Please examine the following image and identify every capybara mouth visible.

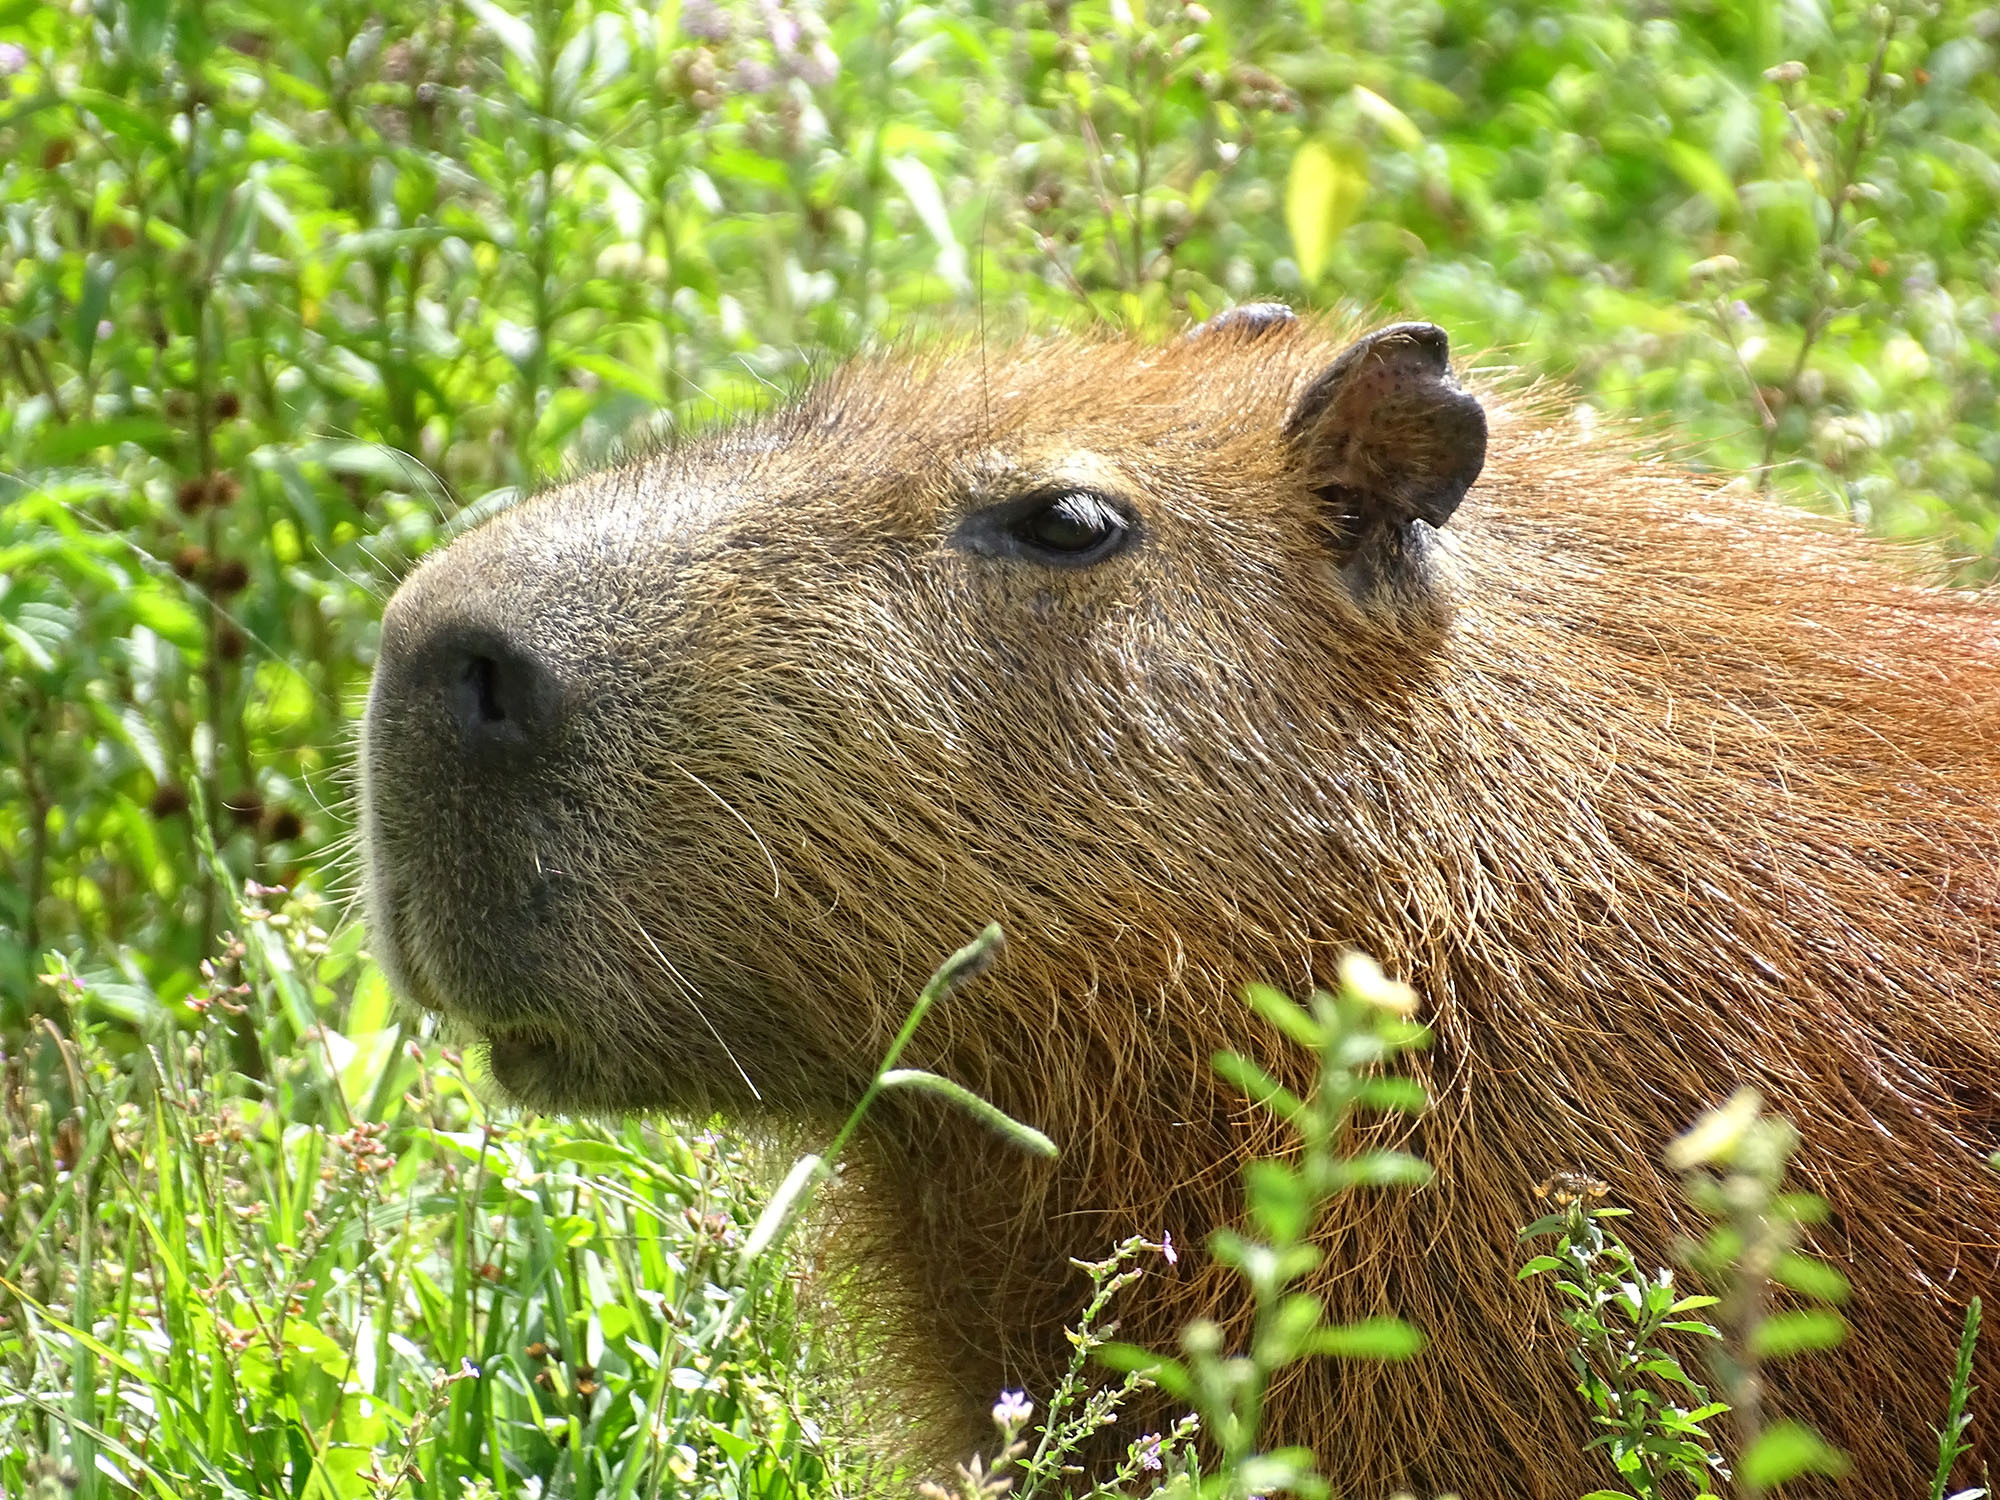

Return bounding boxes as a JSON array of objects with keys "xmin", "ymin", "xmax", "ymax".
[
  {"xmin": 475, "ymin": 1019, "xmax": 722, "ymax": 1116},
  {"xmin": 479, "ymin": 1024, "xmax": 578, "ymax": 1105}
]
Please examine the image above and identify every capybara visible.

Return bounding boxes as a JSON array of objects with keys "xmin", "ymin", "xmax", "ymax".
[{"xmin": 360, "ymin": 308, "xmax": 2000, "ymax": 1495}]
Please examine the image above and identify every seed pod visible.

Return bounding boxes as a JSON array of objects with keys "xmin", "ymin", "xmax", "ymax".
[
  {"xmin": 147, "ymin": 783, "xmax": 191, "ymax": 819},
  {"xmin": 210, "ymin": 557, "xmax": 250, "ymax": 596}
]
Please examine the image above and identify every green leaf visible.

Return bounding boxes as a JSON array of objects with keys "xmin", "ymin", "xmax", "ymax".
[
  {"xmin": 1358, "ymin": 1075, "xmax": 1429, "ymax": 1113},
  {"xmin": 736, "ymin": 1152, "xmax": 824, "ymax": 1267},
  {"xmin": 1097, "ymin": 1343, "xmax": 1189, "ymax": 1399},
  {"xmin": 1242, "ymin": 981, "xmax": 1322, "ymax": 1048},
  {"xmin": 1350, "ymin": 85, "xmax": 1423, "ymax": 151},
  {"xmin": 1211, "ymin": 1049, "xmax": 1304, "ymax": 1119},
  {"xmin": 1634, "ymin": 1357, "xmax": 1702, "ymax": 1392},
  {"xmin": 1309, "ymin": 1316, "xmax": 1426, "ymax": 1360},
  {"xmin": 1285, "ymin": 139, "xmax": 1367, "ymax": 284},
  {"xmin": 71, "ymin": 254, "xmax": 116, "ymax": 369},
  {"xmin": 1771, "ymin": 1252, "xmax": 1850, "ymax": 1303},
  {"xmin": 33, "ymin": 417, "xmax": 173, "ymax": 464},
  {"xmin": 885, "ymin": 155, "xmax": 969, "ymax": 293},
  {"xmin": 877, "ymin": 1069, "xmax": 1057, "ymax": 1157},
  {"xmin": 1666, "ymin": 138, "xmax": 1740, "ymax": 217},
  {"xmin": 1256, "ymin": 1292, "xmax": 1326, "ymax": 1364},
  {"xmin": 1342, "ymin": 1150, "xmax": 1433, "ymax": 1188},
  {"xmin": 1748, "ymin": 1309, "xmax": 1848, "ymax": 1357},
  {"xmin": 65, "ymin": 87, "xmax": 177, "ymax": 150},
  {"xmin": 1662, "ymin": 1320, "xmax": 1725, "ymax": 1338},
  {"xmin": 1245, "ymin": 1158, "xmax": 1312, "ymax": 1242},
  {"xmin": 1739, "ymin": 1422, "xmax": 1851, "ymax": 1486},
  {"xmin": 127, "ymin": 592, "xmax": 205, "ymax": 652},
  {"xmin": 542, "ymin": 1140, "xmax": 637, "ymax": 1167},
  {"xmin": 1238, "ymin": 1450, "xmax": 1324, "ymax": 1497},
  {"xmin": 462, "ymin": 0, "xmax": 539, "ymax": 70}
]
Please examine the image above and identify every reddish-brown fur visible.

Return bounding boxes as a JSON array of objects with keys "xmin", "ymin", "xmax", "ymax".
[{"xmin": 362, "ymin": 316, "xmax": 2000, "ymax": 1496}]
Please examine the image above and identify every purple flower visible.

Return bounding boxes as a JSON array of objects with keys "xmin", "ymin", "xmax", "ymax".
[
  {"xmin": 757, "ymin": 0, "xmax": 839, "ymax": 87},
  {"xmin": 796, "ymin": 40, "xmax": 839, "ymax": 88},
  {"xmin": 679, "ymin": 0, "xmax": 732, "ymax": 42},
  {"xmin": 991, "ymin": 1389, "xmax": 1033, "ymax": 1429},
  {"xmin": 0, "ymin": 41, "xmax": 27, "ymax": 77},
  {"xmin": 761, "ymin": 0, "xmax": 800, "ymax": 55},
  {"xmin": 1135, "ymin": 1433, "xmax": 1164, "ymax": 1472},
  {"xmin": 733, "ymin": 57, "xmax": 777, "ymax": 93},
  {"xmin": 1160, "ymin": 1230, "xmax": 1178, "ymax": 1266}
]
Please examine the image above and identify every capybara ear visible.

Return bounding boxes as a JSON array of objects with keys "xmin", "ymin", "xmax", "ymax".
[
  {"xmin": 1182, "ymin": 301, "xmax": 1298, "ymax": 342},
  {"xmin": 1283, "ymin": 322, "xmax": 1487, "ymax": 547}
]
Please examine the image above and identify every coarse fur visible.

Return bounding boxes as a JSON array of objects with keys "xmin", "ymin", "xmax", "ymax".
[{"xmin": 361, "ymin": 313, "xmax": 2000, "ymax": 1496}]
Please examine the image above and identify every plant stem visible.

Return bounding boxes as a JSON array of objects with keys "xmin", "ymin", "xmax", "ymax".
[{"xmin": 1758, "ymin": 11, "xmax": 1896, "ymax": 489}]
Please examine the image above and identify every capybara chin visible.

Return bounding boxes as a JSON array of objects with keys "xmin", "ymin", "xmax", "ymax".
[{"xmin": 360, "ymin": 306, "xmax": 2000, "ymax": 1495}]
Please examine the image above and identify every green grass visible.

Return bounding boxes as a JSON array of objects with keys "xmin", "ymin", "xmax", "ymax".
[{"xmin": 3, "ymin": 881, "xmax": 869, "ymax": 1497}]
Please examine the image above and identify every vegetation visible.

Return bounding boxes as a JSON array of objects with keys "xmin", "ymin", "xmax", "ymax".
[
  {"xmin": 2, "ymin": 0, "xmax": 1996, "ymax": 1493},
  {"xmin": 3, "ymin": 879, "xmax": 863, "ymax": 1497}
]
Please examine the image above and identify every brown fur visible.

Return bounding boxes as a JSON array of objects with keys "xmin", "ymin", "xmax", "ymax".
[{"xmin": 361, "ymin": 316, "xmax": 2000, "ymax": 1496}]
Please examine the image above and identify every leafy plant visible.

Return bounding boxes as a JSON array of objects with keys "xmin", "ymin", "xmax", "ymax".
[
  {"xmin": 1932, "ymin": 1296, "xmax": 1987, "ymax": 1500},
  {"xmin": 1520, "ymin": 1181, "xmax": 1731, "ymax": 1499},
  {"xmin": 1101, "ymin": 953, "xmax": 1433, "ymax": 1500},
  {"xmin": 917, "ymin": 1240, "xmax": 1201, "ymax": 1500},
  {"xmin": 0, "ymin": 880, "xmax": 864, "ymax": 1498},
  {"xmin": 1665, "ymin": 1088, "xmax": 1852, "ymax": 1495}
]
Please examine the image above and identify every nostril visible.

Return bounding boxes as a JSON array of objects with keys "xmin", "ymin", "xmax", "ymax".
[
  {"xmin": 461, "ymin": 653, "xmax": 506, "ymax": 724},
  {"xmin": 436, "ymin": 633, "xmax": 558, "ymax": 749}
]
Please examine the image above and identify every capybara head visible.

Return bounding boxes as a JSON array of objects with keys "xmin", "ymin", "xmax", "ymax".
[{"xmin": 362, "ymin": 309, "xmax": 2000, "ymax": 1495}]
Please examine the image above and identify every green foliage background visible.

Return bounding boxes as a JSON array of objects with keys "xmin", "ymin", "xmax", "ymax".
[{"xmin": 1, "ymin": 0, "xmax": 1996, "ymax": 1491}]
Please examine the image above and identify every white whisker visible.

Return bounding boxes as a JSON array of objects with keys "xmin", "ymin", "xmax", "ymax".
[
  {"xmin": 629, "ymin": 915, "xmax": 761, "ymax": 1103},
  {"xmin": 673, "ymin": 762, "xmax": 781, "ymax": 900}
]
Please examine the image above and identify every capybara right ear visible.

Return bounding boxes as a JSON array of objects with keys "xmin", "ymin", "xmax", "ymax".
[{"xmin": 1283, "ymin": 322, "xmax": 1487, "ymax": 554}]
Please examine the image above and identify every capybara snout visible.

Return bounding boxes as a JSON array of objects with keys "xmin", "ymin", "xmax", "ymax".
[{"xmin": 363, "ymin": 309, "xmax": 2000, "ymax": 1496}]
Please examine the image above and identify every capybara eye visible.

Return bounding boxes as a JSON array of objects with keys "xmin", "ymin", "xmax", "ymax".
[{"xmin": 1008, "ymin": 490, "xmax": 1129, "ymax": 563}]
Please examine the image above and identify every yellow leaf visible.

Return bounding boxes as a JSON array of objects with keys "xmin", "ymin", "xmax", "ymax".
[
  {"xmin": 1351, "ymin": 86, "xmax": 1423, "ymax": 151},
  {"xmin": 1286, "ymin": 140, "xmax": 1368, "ymax": 285}
]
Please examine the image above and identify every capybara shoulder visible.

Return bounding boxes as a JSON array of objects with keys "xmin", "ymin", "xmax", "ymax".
[{"xmin": 362, "ymin": 310, "xmax": 2000, "ymax": 1495}]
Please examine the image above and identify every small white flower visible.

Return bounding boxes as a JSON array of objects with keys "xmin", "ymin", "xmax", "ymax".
[{"xmin": 991, "ymin": 1389, "xmax": 1033, "ymax": 1429}]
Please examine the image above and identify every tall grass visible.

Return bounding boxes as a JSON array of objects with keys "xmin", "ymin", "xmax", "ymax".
[{"xmin": 3, "ymin": 879, "xmax": 865, "ymax": 1496}]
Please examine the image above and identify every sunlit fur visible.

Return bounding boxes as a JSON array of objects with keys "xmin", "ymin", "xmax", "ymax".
[{"xmin": 362, "ymin": 316, "xmax": 2000, "ymax": 1495}]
